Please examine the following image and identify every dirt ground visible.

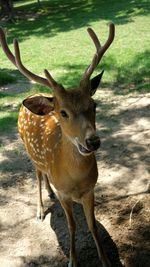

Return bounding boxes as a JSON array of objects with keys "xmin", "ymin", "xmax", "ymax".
[{"xmin": 0, "ymin": 83, "xmax": 150, "ymax": 267}]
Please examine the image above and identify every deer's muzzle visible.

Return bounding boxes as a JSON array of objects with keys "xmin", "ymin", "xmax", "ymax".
[{"xmin": 86, "ymin": 135, "xmax": 101, "ymax": 151}]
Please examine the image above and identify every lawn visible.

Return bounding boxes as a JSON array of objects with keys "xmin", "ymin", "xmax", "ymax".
[{"xmin": 0, "ymin": 0, "xmax": 150, "ymax": 133}]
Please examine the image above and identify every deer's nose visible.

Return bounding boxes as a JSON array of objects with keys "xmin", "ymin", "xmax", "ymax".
[{"xmin": 86, "ymin": 135, "xmax": 101, "ymax": 151}]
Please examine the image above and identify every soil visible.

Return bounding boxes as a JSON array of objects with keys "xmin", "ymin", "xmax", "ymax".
[{"xmin": 0, "ymin": 83, "xmax": 150, "ymax": 267}]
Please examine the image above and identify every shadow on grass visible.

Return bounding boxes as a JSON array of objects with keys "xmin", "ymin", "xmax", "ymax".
[
  {"xmin": 0, "ymin": 69, "xmax": 18, "ymax": 85},
  {"xmin": 0, "ymin": 111, "xmax": 18, "ymax": 133},
  {"xmin": 101, "ymin": 50, "xmax": 150, "ymax": 94},
  {"xmin": 1, "ymin": 0, "xmax": 149, "ymax": 43}
]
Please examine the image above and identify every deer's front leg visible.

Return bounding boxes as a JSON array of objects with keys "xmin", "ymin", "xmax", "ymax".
[
  {"xmin": 36, "ymin": 169, "xmax": 45, "ymax": 221},
  {"xmin": 82, "ymin": 191, "xmax": 111, "ymax": 267},
  {"xmin": 59, "ymin": 197, "xmax": 77, "ymax": 267}
]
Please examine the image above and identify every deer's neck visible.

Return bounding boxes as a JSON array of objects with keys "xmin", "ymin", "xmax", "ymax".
[{"xmin": 51, "ymin": 132, "xmax": 97, "ymax": 194}]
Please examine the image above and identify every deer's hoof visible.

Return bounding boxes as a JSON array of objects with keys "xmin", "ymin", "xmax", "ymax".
[
  {"xmin": 36, "ymin": 215, "xmax": 45, "ymax": 222},
  {"xmin": 68, "ymin": 260, "xmax": 77, "ymax": 267},
  {"xmin": 36, "ymin": 209, "xmax": 45, "ymax": 222},
  {"xmin": 102, "ymin": 258, "xmax": 111, "ymax": 267},
  {"xmin": 48, "ymin": 191, "xmax": 56, "ymax": 200}
]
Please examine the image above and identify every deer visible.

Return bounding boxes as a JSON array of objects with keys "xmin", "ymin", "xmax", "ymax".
[{"xmin": 0, "ymin": 23, "xmax": 115, "ymax": 267}]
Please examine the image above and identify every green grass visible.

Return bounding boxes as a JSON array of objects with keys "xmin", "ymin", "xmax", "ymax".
[{"xmin": 0, "ymin": 0, "xmax": 150, "ymax": 134}]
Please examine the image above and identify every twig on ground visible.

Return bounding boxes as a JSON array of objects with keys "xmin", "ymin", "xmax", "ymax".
[{"xmin": 129, "ymin": 198, "xmax": 142, "ymax": 228}]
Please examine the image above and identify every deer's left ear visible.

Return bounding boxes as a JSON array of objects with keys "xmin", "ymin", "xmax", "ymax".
[{"xmin": 90, "ymin": 70, "xmax": 104, "ymax": 96}]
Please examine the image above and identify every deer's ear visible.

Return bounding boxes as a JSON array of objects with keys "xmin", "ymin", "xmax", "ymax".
[
  {"xmin": 90, "ymin": 70, "xmax": 104, "ymax": 96},
  {"xmin": 23, "ymin": 96, "xmax": 54, "ymax": 115}
]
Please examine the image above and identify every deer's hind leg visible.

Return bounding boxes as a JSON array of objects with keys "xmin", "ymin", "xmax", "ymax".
[
  {"xmin": 43, "ymin": 173, "xmax": 55, "ymax": 200},
  {"xmin": 36, "ymin": 168, "xmax": 45, "ymax": 221},
  {"xmin": 36, "ymin": 170, "xmax": 55, "ymax": 221}
]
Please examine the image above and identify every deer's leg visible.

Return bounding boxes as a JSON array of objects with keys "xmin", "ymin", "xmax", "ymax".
[
  {"xmin": 59, "ymin": 198, "xmax": 77, "ymax": 267},
  {"xmin": 82, "ymin": 191, "xmax": 111, "ymax": 267},
  {"xmin": 36, "ymin": 168, "xmax": 44, "ymax": 221},
  {"xmin": 43, "ymin": 173, "xmax": 55, "ymax": 200}
]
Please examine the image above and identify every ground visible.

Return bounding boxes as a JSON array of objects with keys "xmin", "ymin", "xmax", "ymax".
[{"xmin": 0, "ymin": 82, "xmax": 150, "ymax": 267}]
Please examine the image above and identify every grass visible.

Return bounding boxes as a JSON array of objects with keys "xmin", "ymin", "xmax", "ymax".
[{"xmin": 0, "ymin": 0, "xmax": 150, "ymax": 134}]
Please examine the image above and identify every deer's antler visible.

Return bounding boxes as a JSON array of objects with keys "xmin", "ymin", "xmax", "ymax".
[
  {"xmin": 80, "ymin": 23, "xmax": 115, "ymax": 88},
  {"xmin": 0, "ymin": 27, "xmax": 59, "ymax": 90},
  {"xmin": 0, "ymin": 24, "xmax": 115, "ymax": 93}
]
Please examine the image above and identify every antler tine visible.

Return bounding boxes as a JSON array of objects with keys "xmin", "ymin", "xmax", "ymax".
[
  {"xmin": 13, "ymin": 39, "xmax": 50, "ymax": 87},
  {"xmin": 96, "ymin": 23, "xmax": 115, "ymax": 65},
  {"xmin": 44, "ymin": 69, "xmax": 60, "ymax": 89},
  {"xmin": 44, "ymin": 69, "xmax": 66, "ymax": 95},
  {"xmin": 0, "ymin": 27, "xmax": 16, "ymax": 66},
  {"xmin": 87, "ymin": 27, "xmax": 101, "ymax": 51},
  {"xmin": 81, "ymin": 23, "xmax": 115, "ymax": 83},
  {"xmin": 0, "ymin": 27, "xmax": 60, "ymax": 89}
]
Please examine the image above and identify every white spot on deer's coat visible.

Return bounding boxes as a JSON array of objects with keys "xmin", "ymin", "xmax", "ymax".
[
  {"xmin": 46, "ymin": 148, "xmax": 52, "ymax": 152},
  {"xmin": 52, "ymin": 116, "xmax": 58, "ymax": 123},
  {"xmin": 54, "ymin": 143, "xmax": 58, "ymax": 150}
]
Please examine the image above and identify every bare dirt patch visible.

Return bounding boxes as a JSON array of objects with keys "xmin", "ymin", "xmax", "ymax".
[{"xmin": 0, "ymin": 88, "xmax": 150, "ymax": 267}]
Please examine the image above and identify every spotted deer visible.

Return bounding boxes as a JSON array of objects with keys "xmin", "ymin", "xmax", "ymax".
[{"xmin": 0, "ymin": 24, "xmax": 115, "ymax": 267}]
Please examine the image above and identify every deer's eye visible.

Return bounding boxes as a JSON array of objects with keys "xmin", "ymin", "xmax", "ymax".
[{"xmin": 60, "ymin": 110, "xmax": 69, "ymax": 118}]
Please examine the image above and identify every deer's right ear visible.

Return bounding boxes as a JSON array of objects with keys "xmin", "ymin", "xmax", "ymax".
[
  {"xmin": 90, "ymin": 70, "xmax": 104, "ymax": 96},
  {"xmin": 23, "ymin": 96, "xmax": 54, "ymax": 115}
]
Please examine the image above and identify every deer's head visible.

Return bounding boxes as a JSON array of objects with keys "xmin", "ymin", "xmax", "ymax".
[{"xmin": 0, "ymin": 24, "xmax": 115, "ymax": 156}]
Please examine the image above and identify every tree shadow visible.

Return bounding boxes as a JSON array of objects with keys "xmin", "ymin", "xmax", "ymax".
[
  {"xmin": 1, "ymin": 0, "xmax": 149, "ymax": 43},
  {"xmin": 0, "ymin": 141, "xmax": 33, "ymax": 189},
  {"xmin": 124, "ymin": 224, "xmax": 150, "ymax": 267},
  {"xmin": 46, "ymin": 200, "xmax": 124, "ymax": 267},
  {"xmin": 115, "ymin": 197, "xmax": 150, "ymax": 267}
]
